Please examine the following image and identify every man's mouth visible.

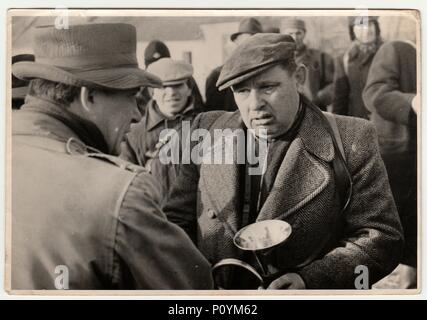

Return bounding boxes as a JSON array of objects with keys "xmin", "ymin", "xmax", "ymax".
[
  {"xmin": 251, "ymin": 113, "xmax": 274, "ymax": 126},
  {"xmin": 165, "ymin": 97, "xmax": 181, "ymax": 102}
]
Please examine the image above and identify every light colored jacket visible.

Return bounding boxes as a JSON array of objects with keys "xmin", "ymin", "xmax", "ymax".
[{"xmin": 11, "ymin": 99, "xmax": 213, "ymax": 290}]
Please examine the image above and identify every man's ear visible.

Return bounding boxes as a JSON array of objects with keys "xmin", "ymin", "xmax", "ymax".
[
  {"xmin": 294, "ymin": 64, "xmax": 307, "ymax": 89},
  {"xmin": 80, "ymin": 86, "xmax": 95, "ymax": 112}
]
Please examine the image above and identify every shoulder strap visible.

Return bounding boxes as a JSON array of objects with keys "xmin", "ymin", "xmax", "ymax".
[
  {"xmin": 342, "ymin": 51, "xmax": 350, "ymax": 77},
  {"xmin": 323, "ymin": 112, "xmax": 346, "ymax": 162},
  {"xmin": 321, "ymin": 111, "xmax": 353, "ymax": 212}
]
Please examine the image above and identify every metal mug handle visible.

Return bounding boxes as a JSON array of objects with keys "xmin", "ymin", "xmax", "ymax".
[{"xmin": 212, "ymin": 258, "xmax": 264, "ymax": 289}]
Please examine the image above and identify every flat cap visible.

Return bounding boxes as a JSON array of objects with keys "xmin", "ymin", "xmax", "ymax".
[
  {"xmin": 147, "ymin": 58, "xmax": 193, "ymax": 86},
  {"xmin": 281, "ymin": 18, "xmax": 306, "ymax": 31},
  {"xmin": 217, "ymin": 33, "xmax": 296, "ymax": 91}
]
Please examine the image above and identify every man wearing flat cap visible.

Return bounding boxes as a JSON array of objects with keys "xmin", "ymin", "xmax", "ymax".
[
  {"xmin": 11, "ymin": 23, "xmax": 213, "ymax": 290},
  {"xmin": 164, "ymin": 33, "xmax": 403, "ymax": 289},
  {"xmin": 282, "ymin": 18, "xmax": 335, "ymax": 110},
  {"xmin": 205, "ymin": 17, "xmax": 263, "ymax": 112},
  {"xmin": 139, "ymin": 40, "xmax": 204, "ymax": 113},
  {"xmin": 121, "ymin": 57, "xmax": 198, "ymax": 204}
]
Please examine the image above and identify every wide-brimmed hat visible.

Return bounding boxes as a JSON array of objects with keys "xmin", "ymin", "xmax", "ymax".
[
  {"xmin": 217, "ymin": 33, "xmax": 296, "ymax": 91},
  {"xmin": 12, "ymin": 54, "xmax": 35, "ymax": 99},
  {"xmin": 230, "ymin": 18, "xmax": 263, "ymax": 42},
  {"xmin": 147, "ymin": 58, "xmax": 193, "ymax": 86},
  {"xmin": 12, "ymin": 23, "xmax": 162, "ymax": 90}
]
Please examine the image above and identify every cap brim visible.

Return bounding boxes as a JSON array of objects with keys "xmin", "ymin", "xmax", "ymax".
[
  {"xmin": 13, "ymin": 61, "xmax": 163, "ymax": 90},
  {"xmin": 162, "ymin": 78, "xmax": 189, "ymax": 86},
  {"xmin": 12, "ymin": 86, "xmax": 29, "ymax": 99},
  {"xmin": 217, "ymin": 61, "xmax": 281, "ymax": 91}
]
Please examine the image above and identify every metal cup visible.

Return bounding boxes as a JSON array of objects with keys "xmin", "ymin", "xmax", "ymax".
[
  {"xmin": 212, "ymin": 220, "xmax": 292, "ymax": 289},
  {"xmin": 234, "ymin": 220, "xmax": 292, "ymax": 279}
]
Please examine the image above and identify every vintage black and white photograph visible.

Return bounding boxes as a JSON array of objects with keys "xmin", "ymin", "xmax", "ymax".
[{"xmin": 5, "ymin": 8, "xmax": 420, "ymax": 294}]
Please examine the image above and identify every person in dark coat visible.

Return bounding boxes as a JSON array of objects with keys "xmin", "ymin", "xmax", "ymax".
[
  {"xmin": 205, "ymin": 17, "xmax": 263, "ymax": 112},
  {"xmin": 332, "ymin": 16, "xmax": 383, "ymax": 119},
  {"xmin": 282, "ymin": 18, "xmax": 335, "ymax": 110},
  {"xmin": 363, "ymin": 40, "xmax": 417, "ymax": 288},
  {"xmin": 163, "ymin": 34, "xmax": 403, "ymax": 289},
  {"xmin": 142, "ymin": 40, "xmax": 204, "ymax": 113},
  {"xmin": 120, "ymin": 58, "xmax": 198, "ymax": 204},
  {"xmin": 10, "ymin": 23, "xmax": 213, "ymax": 290}
]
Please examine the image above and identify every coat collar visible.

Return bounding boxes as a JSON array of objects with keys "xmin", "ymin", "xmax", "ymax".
[
  {"xmin": 146, "ymin": 98, "xmax": 195, "ymax": 131},
  {"xmin": 13, "ymin": 95, "xmax": 109, "ymax": 153}
]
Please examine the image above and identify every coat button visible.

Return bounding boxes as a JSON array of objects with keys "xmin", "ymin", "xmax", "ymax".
[{"xmin": 207, "ymin": 208, "xmax": 217, "ymax": 219}]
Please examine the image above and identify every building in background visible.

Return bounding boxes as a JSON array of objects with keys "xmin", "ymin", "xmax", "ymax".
[{"xmin": 12, "ymin": 14, "xmax": 417, "ymax": 102}]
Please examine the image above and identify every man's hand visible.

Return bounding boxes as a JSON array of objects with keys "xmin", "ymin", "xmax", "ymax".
[
  {"xmin": 267, "ymin": 273, "xmax": 306, "ymax": 289},
  {"xmin": 411, "ymin": 94, "xmax": 419, "ymax": 116}
]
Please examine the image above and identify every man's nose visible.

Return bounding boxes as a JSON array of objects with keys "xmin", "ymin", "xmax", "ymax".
[
  {"xmin": 132, "ymin": 104, "xmax": 143, "ymax": 123},
  {"xmin": 247, "ymin": 89, "xmax": 265, "ymax": 111},
  {"xmin": 164, "ymin": 86, "xmax": 178, "ymax": 95}
]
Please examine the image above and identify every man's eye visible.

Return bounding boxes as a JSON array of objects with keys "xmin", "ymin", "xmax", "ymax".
[
  {"xmin": 236, "ymin": 88, "xmax": 250, "ymax": 95},
  {"xmin": 262, "ymin": 86, "xmax": 275, "ymax": 94}
]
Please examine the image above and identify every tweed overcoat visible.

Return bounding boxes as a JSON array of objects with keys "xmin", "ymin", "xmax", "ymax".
[{"xmin": 164, "ymin": 100, "xmax": 404, "ymax": 289}]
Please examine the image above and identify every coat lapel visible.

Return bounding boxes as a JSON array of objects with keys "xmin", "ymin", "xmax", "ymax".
[{"xmin": 257, "ymin": 105, "xmax": 335, "ymax": 221}]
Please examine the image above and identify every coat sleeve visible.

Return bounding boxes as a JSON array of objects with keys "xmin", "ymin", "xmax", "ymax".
[
  {"xmin": 162, "ymin": 113, "xmax": 205, "ymax": 242},
  {"xmin": 331, "ymin": 55, "xmax": 350, "ymax": 116},
  {"xmin": 297, "ymin": 119, "xmax": 404, "ymax": 289},
  {"xmin": 363, "ymin": 42, "xmax": 416, "ymax": 126},
  {"xmin": 112, "ymin": 170, "xmax": 213, "ymax": 289},
  {"xmin": 205, "ymin": 67, "xmax": 224, "ymax": 111},
  {"xmin": 119, "ymin": 121, "xmax": 146, "ymax": 167}
]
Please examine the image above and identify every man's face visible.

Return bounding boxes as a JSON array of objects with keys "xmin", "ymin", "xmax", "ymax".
[
  {"xmin": 90, "ymin": 88, "xmax": 141, "ymax": 155},
  {"xmin": 152, "ymin": 81, "xmax": 191, "ymax": 118},
  {"xmin": 232, "ymin": 65, "xmax": 301, "ymax": 140},
  {"xmin": 284, "ymin": 28, "xmax": 305, "ymax": 50},
  {"xmin": 353, "ymin": 21, "xmax": 377, "ymax": 44}
]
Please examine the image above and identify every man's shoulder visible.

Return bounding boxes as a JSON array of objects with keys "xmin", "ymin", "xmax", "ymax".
[{"xmin": 327, "ymin": 113, "xmax": 378, "ymax": 152}]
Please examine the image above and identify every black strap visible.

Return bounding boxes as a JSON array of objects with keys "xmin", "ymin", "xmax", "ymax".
[{"xmin": 310, "ymin": 106, "xmax": 353, "ymax": 212}]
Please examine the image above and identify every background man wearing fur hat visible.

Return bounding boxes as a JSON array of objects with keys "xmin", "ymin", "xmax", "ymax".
[
  {"xmin": 282, "ymin": 18, "xmax": 335, "ymax": 111},
  {"xmin": 121, "ymin": 57, "xmax": 198, "ymax": 204},
  {"xmin": 163, "ymin": 33, "xmax": 403, "ymax": 289},
  {"xmin": 205, "ymin": 17, "xmax": 263, "ymax": 112},
  {"xmin": 11, "ymin": 23, "xmax": 213, "ymax": 290}
]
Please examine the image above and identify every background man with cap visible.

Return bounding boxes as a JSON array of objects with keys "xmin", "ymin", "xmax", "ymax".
[
  {"xmin": 120, "ymin": 57, "xmax": 197, "ymax": 204},
  {"xmin": 282, "ymin": 18, "xmax": 335, "ymax": 110},
  {"xmin": 164, "ymin": 33, "xmax": 403, "ymax": 289},
  {"xmin": 141, "ymin": 39, "xmax": 204, "ymax": 113},
  {"xmin": 205, "ymin": 17, "xmax": 263, "ymax": 112},
  {"xmin": 11, "ymin": 23, "xmax": 213, "ymax": 290}
]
